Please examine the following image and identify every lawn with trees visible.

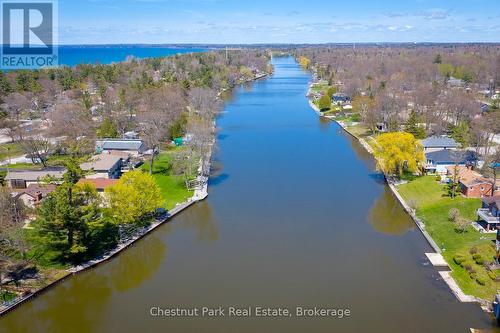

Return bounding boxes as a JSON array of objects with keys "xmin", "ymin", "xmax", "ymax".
[{"xmin": 397, "ymin": 176, "xmax": 498, "ymax": 300}]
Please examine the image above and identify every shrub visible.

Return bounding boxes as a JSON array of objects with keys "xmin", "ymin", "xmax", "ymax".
[
  {"xmin": 476, "ymin": 277, "xmax": 487, "ymax": 286},
  {"xmin": 350, "ymin": 113, "xmax": 361, "ymax": 122},
  {"xmin": 464, "ymin": 264, "xmax": 475, "ymax": 274},
  {"xmin": 487, "ymin": 270, "xmax": 497, "ymax": 280},
  {"xmin": 469, "ymin": 273, "xmax": 477, "ymax": 280},
  {"xmin": 448, "ymin": 208, "xmax": 460, "ymax": 222},
  {"xmin": 435, "ymin": 175, "xmax": 441, "ymax": 182},
  {"xmin": 469, "ymin": 247, "xmax": 478, "ymax": 255},
  {"xmin": 472, "ymin": 253, "xmax": 482, "ymax": 260},
  {"xmin": 475, "ymin": 257, "xmax": 485, "ymax": 265},
  {"xmin": 453, "ymin": 256, "xmax": 466, "ymax": 265}
]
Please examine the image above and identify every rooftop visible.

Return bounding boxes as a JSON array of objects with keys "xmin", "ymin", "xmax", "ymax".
[
  {"xmin": 96, "ymin": 139, "xmax": 145, "ymax": 151},
  {"xmin": 421, "ymin": 136, "xmax": 459, "ymax": 149},
  {"xmin": 445, "ymin": 165, "xmax": 491, "ymax": 187},
  {"xmin": 426, "ymin": 149, "xmax": 477, "ymax": 164},
  {"xmin": 77, "ymin": 178, "xmax": 118, "ymax": 190},
  {"xmin": 80, "ymin": 154, "xmax": 122, "ymax": 172},
  {"xmin": 5, "ymin": 169, "xmax": 66, "ymax": 181},
  {"xmin": 18, "ymin": 184, "xmax": 57, "ymax": 199}
]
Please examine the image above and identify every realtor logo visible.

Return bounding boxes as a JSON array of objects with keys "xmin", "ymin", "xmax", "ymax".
[{"xmin": 1, "ymin": 0, "xmax": 58, "ymax": 69}]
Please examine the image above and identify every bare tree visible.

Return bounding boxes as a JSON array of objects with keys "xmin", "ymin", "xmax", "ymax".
[
  {"xmin": 18, "ymin": 133, "xmax": 52, "ymax": 167},
  {"xmin": 138, "ymin": 86, "xmax": 185, "ymax": 174}
]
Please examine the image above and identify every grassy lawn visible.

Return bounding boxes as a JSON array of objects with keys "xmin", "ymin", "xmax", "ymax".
[
  {"xmin": 2, "ymin": 162, "xmax": 40, "ymax": 170},
  {"xmin": 310, "ymin": 82, "xmax": 328, "ymax": 94},
  {"xmin": 141, "ymin": 149, "xmax": 194, "ymax": 210},
  {"xmin": 0, "ymin": 142, "xmax": 22, "ymax": 161},
  {"xmin": 397, "ymin": 176, "xmax": 498, "ymax": 300},
  {"xmin": 344, "ymin": 123, "xmax": 372, "ymax": 138}
]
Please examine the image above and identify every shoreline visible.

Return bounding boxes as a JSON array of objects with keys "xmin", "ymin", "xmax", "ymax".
[
  {"xmin": 306, "ymin": 84, "xmax": 491, "ymax": 310},
  {"xmin": 0, "ymin": 71, "xmax": 270, "ymax": 318}
]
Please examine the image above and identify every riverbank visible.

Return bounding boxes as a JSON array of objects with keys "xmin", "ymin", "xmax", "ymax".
[
  {"xmin": 0, "ymin": 70, "xmax": 269, "ymax": 318},
  {"xmin": 306, "ymin": 83, "xmax": 493, "ymax": 310}
]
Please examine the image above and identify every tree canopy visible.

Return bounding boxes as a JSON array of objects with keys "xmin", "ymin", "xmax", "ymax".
[
  {"xmin": 105, "ymin": 171, "xmax": 163, "ymax": 225},
  {"xmin": 374, "ymin": 132, "xmax": 425, "ymax": 177}
]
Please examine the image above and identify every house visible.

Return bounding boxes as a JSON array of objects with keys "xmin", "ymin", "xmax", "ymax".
[
  {"xmin": 421, "ymin": 136, "xmax": 459, "ymax": 152},
  {"xmin": 123, "ymin": 131, "xmax": 139, "ymax": 139},
  {"xmin": 96, "ymin": 138, "xmax": 147, "ymax": 156},
  {"xmin": 332, "ymin": 93, "xmax": 351, "ymax": 105},
  {"xmin": 477, "ymin": 196, "xmax": 500, "ymax": 232},
  {"xmin": 425, "ymin": 150, "xmax": 477, "ymax": 175},
  {"xmin": 77, "ymin": 178, "xmax": 118, "ymax": 193},
  {"xmin": 15, "ymin": 184, "xmax": 56, "ymax": 208},
  {"xmin": 447, "ymin": 77, "xmax": 465, "ymax": 87},
  {"xmin": 446, "ymin": 165, "xmax": 499, "ymax": 198},
  {"xmin": 5, "ymin": 169, "xmax": 66, "ymax": 189},
  {"xmin": 80, "ymin": 153, "xmax": 123, "ymax": 179}
]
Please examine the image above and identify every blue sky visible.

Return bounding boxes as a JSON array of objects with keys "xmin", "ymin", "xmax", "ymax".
[{"xmin": 57, "ymin": 0, "xmax": 500, "ymax": 44}]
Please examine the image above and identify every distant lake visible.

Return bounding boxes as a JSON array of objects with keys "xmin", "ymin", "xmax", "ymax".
[{"xmin": 57, "ymin": 46, "xmax": 206, "ymax": 67}]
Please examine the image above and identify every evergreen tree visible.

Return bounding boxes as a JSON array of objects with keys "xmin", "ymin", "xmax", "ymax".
[
  {"xmin": 97, "ymin": 118, "xmax": 118, "ymax": 139},
  {"xmin": 405, "ymin": 110, "xmax": 426, "ymax": 139}
]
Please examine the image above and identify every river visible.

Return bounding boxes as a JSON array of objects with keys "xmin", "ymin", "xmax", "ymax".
[{"xmin": 0, "ymin": 56, "xmax": 496, "ymax": 333}]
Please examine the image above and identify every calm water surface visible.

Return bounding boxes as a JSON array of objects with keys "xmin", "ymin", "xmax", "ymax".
[
  {"xmin": 57, "ymin": 46, "xmax": 205, "ymax": 66},
  {"xmin": 0, "ymin": 57, "xmax": 497, "ymax": 333}
]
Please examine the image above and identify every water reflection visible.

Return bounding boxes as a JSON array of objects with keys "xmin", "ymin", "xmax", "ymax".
[
  {"xmin": 318, "ymin": 116, "xmax": 331, "ymax": 133},
  {"xmin": 110, "ymin": 235, "xmax": 167, "ymax": 292},
  {"xmin": 178, "ymin": 201, "xmax": 219, "ymax": 242},
  {"xmin": 368, "ymin": 187, "xmax": 415, "ymax": 236},
  {"xmin": 1, "ymin": 273, "xmax": 113, "ymax": 333}
]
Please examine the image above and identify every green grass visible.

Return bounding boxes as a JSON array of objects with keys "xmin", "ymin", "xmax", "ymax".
[
  {"xmin": 310, "ymin": 82, "xmax": 328, "ymax": 94},
  {"xmin": 0, "ymin": 142, "xmax": 22, "ymax": 161},
  {"xmin": 141, "ymin": 150, "xmax": 194, "ymax": 210},
  {"xmin": 397, "ymin": 176, "xmax": 497, "ymax": 300},
  {"xmin": 2, "ymin": 162, "xmax": 41, "ymax": 170}
]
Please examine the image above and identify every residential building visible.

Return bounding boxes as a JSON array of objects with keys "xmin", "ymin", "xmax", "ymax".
[
  {"xmin": 5, "ymin": 169, "xmax": 66, "ymax": 189},
  {"xmin": 446, "ymin": 165, "xmax": 499, "ymax": 198},
  {"xmin": 77, "ymin": 178, "xmax": 118, "ymax": 192},
  {"xmin": 425, "ymin": 150, "xmax": 477, "ymax": 175},
  {"xmin": 15, "ymin": 184, "xmax": 56, "ymax": 208},
  {"xmin": 421, "ymin": 136, "xmax": 459, "ymax": 152},
  {"xmin": 96, "ymin": 138, "xmax": 147, "ymax": 156},
  {"xmin": 80, "ymin": 153, "xmax": 123, "ymax": 179},
  {"xmin": 331, "ymin": 93, "xmax": 351, "ymax": 105},
  {"xmin": 477, "ymin": 196, "xmax": 500, "ymax": 232}
]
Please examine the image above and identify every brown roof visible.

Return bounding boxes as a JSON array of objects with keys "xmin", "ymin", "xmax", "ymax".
[
  {"xmin": 445, "ymin": 165, "xmax": 490, "ymax": 187},
  {"xmin": 77, "ymin": 178, "xmax": 118, "ymax": 190},
  {"xmin": 19, "ymin": 184, "xmax": 56, "ymax": 199}
]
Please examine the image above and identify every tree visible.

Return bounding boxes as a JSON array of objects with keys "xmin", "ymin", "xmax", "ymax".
[
  {"xmin": 483, "ymin": 149, "xmax": 500, "ymax": 197},
  {"xmin": 450, "ymin": 121, "xmax": 470, "ymax": 148},
  {"xmin": 298, "ymin": 56, "xmax": 311, "ymax": 69},
  {"xmin": 447, "ymin": 164, "xmax": 462, "ymax": 198},
  {"xmin": 318, "ymin": 94, "xmax": 331, "ymax": 111},
  {"xmin": 374, "ymin": 132, "xmax": 425, "ymax": 177},
  {"xmin": 353, "ymin": 95, "xmax": 378, "ymax": 133},
  {"xmin": 433, "ymin": 54, "xmax": 442, "ymax": 64},
  {"xmin": 448, "ymin": 208, "xmax": 468, "ymax": 233},
  {"xmin": 18, "ymin": 133, "xmax": 52, "ymax": 167},
  {"xmin": 404, "ymin": 110, "xmax": 426, "ymax": 139},
  {"xmin": 326, "ymin": 86, "xmax": 337, "ymax": 97},
  {"xmin": 97, "ymin": 118, "xmax": 118, "ymax": 139},
  {"xmin": 138, "ymin": 87, "xmax": 184, "ymax": 174},
  {"xmin": 31, "ymin": 181, "xmax": 110, "ymax": 263},
  {"xmin": 105, "ymin": 171, "xmax": 163, "ymax": 226}
]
